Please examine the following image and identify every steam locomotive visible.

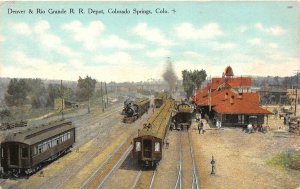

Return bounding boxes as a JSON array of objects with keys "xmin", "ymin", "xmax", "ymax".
[{"xmin": 123, "ymin": 97, "xmax": 150, "ymax": 123}]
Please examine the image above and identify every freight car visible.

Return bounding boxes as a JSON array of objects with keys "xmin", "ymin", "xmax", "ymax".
[
  {"xmin": 123, "ymin": 97, "xmax": 150, "ymax": 123},
  {"xmin": 172, "ymin": 102, "xmax": 193, "ymax": 130},
  {"xmin": 0, "ymin": 120, "xmax": 75, "ymax": 177},
  {"xmin": 153, "ymin": 92, "xmax": 168, "ymax": 108},
  {"xmin": 133, "ymin": 98, "xmax": 175, "ymax": 167}
]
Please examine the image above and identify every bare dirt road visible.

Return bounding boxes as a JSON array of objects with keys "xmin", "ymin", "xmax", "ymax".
[{"xmin": 191, "ymin": 116, "xmax": 300, "ymax": 189}]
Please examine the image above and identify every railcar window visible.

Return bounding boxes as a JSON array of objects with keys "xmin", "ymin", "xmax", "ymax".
[
  {"xmin": 52, "ymin": 139, "xmax": 57, "ymax": 147},
  {"xmin": 22, "ymin": 147, "xmax": 28, "ymax": 158},
  {"xmin": 33, "ymin": 131, "xmax": 73, "ymax": 156},
  {"xmin": 155, "ymin": 142, "xmax": 160, "ymax": 152},
  {"xmin": 135, "ymin": 142, "xmax": 141, "ymax": 151},
  {"xmin": 34, "ymin": 146, "xmax": 37, "ymax": 155}
]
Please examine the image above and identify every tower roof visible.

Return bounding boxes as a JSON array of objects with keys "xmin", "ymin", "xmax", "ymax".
[{"xmin": 224, "ymin": 66, "xmax": 234, "ymax": 77}]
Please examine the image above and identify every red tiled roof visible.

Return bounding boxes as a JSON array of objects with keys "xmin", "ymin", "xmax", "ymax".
[
  {"xmin": 213, "ymin": 97, "xmax": 272, "ymax": 114},
  {"xmin": 211, "ymin": 77, "xmax": 252, "ymax": 90}
]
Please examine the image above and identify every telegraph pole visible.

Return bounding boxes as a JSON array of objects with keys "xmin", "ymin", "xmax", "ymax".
[
  {"xmin": 294, "ymin": 70, "xmax": 299, "ymax": 116},
  {"xmin": 61, "ymin": 80, "xmax": 64, "ymax": 120},
  {"xmin": 88, "ymin": 80, "xmax": 90, "ymax": 114},
  {"xmin": 105, "ymin": 82, "xmax": 108, "ymax": 108},
  {"xmin": 101, "ymin": 82, "xmax": 104, "ymax": 112}
]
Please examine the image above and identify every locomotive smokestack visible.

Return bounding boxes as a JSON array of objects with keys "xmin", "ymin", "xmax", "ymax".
[{"xmin": 162, "ymin": 58, "xmax": 178, "ymax": 94}]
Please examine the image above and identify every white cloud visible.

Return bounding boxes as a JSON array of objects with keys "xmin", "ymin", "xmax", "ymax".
[
  {"xmin": 63, "ymin": 20, "xmax": 105, "ymax": 51},
  {"xmin": 255, "ymin": 23, "xmax": 285, "ymax": 36},
  {"xmin": 212, "ymin": 42, "xmax": 236, "ymax": 50},
  {"xmin": 93, "ymin": 52, "xmax": 133, "ymax": 65},
  {"xmin": 34, "ymin": 21, "xmax": 79, "ymax": 57},
  {"xmin": 146, "ymin": 48, "xmax": 170, "ymax": 58},
  {"xmin": 100, "ymin": 35, "xmax": 144, "ymax": 49},
  {"xmin": 132, "ymin": 23, "xmax": 173, "ymax": 46},
  {"xmin": 268, "ymin": 43, "xmax": 278, "ymax": 49},
  {"xmin": 4, "ymin": 51, "xmax": 72, "ymax": 80},
  {"xmin": 12, "ymin": 20, "xmax": 79, "ymax": 58},
  {"xmin": 235, "ymin": 59, "xmax": 300, "ymax": 77},
  {"xmin": 63, "ymin": 20, "xmax": 143, "ymax": 50},
  {"xmin": 184, "ymin": 51, "xmax": 201, "ymax": 57},
  {"xmin": 13, "ymin": 23, "xmax": 32, "ymax": 35},
  {"xmin": 175, "ymin": 22, "xmax": 223, "ymax": 40},
  {"xmin": 247, "ymin": 38, "xmax": 262, "ymax": 45},
  {"xmin": 237, "ymin": 26, "xmax": 247, "ymax": 33},
  {"xmin": 34, "ymin": 20, "xmax": 50, "ymax": 34},
  {"xmin": 175, "ymin": 58, "xmax": 300, "ymax": 79},
  {"xmin": 0, "ymin": 34, "xmax": 4, "ymax": 42}
]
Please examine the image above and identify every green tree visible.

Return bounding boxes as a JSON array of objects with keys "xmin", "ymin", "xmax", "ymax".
[
  {"xmin": 46, "ymin": 83, "xmax": 75, "ymax": 108},
  {"xmin": 182, "ymin": 69, "xmax": 207, "ymax": 99},
  {"xmin": 26, "ymin": 79, "xmax": 47, "ymax": 108},
  {"xmin": 76, "ymin": 76, "xmax": 96, "ymax": 113},
  {"xmin": 46, "ymin": 84, "xmax": 61, "ymax": 107},
  {"xmin": 5, "ymin": 78, "xmax": 28, "ymax": 106},
  {"xmin": 76, "ymin": 76, "xmax": 96, "ymax": 101}
]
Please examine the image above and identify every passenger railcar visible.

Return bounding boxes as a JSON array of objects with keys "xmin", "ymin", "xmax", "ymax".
[
  {"xmin": 133, "ymin": 99, "xmax": 175, "ymax": 167},
  {"xmin": 1, "ymin": 120, "xmax": 75, "ymax": 177},
  {"xmin": 123, "ymin": 97, "xmax": 150, "ymax": 123},
  {"xmin": 172, "ymin": 102, "xmax": 193, "ymax": 130}
]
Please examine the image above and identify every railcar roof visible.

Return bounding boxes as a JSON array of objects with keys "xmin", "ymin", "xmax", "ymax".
[
  {"xmin": 2, "ymin": 120, "xmax": 74, "ymax": 146},
  {"xmin": 139, "ymin": 99, "xmax": 174, "ymax": 139},
  {"xmin": 134, "ymin": 97, "xmax": 150, "ymax": 105}
]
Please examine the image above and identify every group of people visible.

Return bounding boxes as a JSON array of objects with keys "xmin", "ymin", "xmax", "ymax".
[{"xmin": 246, "ymin": 123, "xmax": 269, "ymax": 134}]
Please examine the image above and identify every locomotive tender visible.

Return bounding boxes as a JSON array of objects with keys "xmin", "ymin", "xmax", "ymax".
[
  {"xmin": 123, "ymin": 97, "xmax": 150, "ymax": 123},
  {"xmin": 133, "ymin": 98, "xmax": 175, "ymax": 167},
  {"xmin": 172, "ymin": 102, "xmax": 193, "ymax": 130},
  {"xmin": 1, "ymin": 120, "xmax": 75, "ymax": 177},
  {"xmin": 153, "ymin": 92, "xmax": 168, "ymax": 108}
]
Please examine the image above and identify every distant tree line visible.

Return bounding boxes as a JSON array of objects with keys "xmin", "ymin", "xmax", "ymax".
[
  {"xmin": 252, "ymin": 74, "xmax": 300, "ymax": 89},
  {"xmin": 4, "ymin": 76, "xmax": 99, "ymax": 109}
]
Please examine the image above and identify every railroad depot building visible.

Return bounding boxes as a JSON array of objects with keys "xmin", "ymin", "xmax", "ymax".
[{"xmin": 192, "ymin": 66, "xmax": 272, "ymax": 127}]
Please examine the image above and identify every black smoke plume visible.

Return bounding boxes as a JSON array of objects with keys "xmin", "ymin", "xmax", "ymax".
[{"xmin": 162, "ymin": 59, "xmax": 178, "ymax": 93}]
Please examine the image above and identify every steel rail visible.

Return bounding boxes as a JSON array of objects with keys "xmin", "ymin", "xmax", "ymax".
[
  {"xmin": 131, "ymin": 170, "xmax": 142, "ymax": 189},
  {"xmin": 149, "ymin": 169, "xmax": 157, "ymax": 189},
  {"xmin": 97, "ymin": 145, "xmax": 133, "ymax": 189},
  {"xmin": 79, "ymin": 139, "xmax": 129, "ymax": 189},
  {"xmin": 174, "ymin": 132, "xmax": 182, "ymax": 189},
  {"xmin": 188, "ymin": 131, "xmax": 200, "ymax": 189}
]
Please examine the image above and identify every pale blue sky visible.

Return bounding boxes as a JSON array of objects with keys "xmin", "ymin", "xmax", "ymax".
[{"xmin": 0, "ymin": 1, "xmax": 299, "ymax": 82}]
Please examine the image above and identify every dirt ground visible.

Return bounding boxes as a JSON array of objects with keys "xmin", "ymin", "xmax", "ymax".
[{"xmin": 191, "ymin": 114, "xmax": 300, "ymax": 189}]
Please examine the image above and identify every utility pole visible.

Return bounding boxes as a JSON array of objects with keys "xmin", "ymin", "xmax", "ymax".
[
  {"xmin": 88, "ymin": 80, "xmax": 90, "ymax": 114},
  {"xmin": 294, "ymin": 70, "xmax": 299, "ymax": 116},
  {"xmin": 61, "ymin": 80, "xmax": 64, "ymax": 120},
  {"xmin": 101, "ymin": 82, "xmax": 104, "ymax": 112},
  {"xmin": 105, "ymin": 82, "xmax": 108, "ymax": 108}
]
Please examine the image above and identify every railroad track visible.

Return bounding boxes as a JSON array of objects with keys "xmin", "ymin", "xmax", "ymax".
[
  {"xmin": 188, "ymin": 131, "xmax": 200, "ymax": 189},
  {"xmin": 175, "ymin": 131, "xmax": 200, "ymax": 189},
  {"xmin": 36, "ymin": 107, "xmax": 123, "ymax": 189},
  {"xmin": 80, "ymin": 137, "xmax": 133, "ymax": 189},
  {"xmin": 175, "ymin": 132, "xmax": 183, "ymax": 189},
  {"xmin": 132, "ymin": 168, "xmax": 157, "ymax": 189}
]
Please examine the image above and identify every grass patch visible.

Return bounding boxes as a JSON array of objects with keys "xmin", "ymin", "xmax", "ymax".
[{"xmin": 267, "ymin": 152, "xmax": 300, "ymax": 171}]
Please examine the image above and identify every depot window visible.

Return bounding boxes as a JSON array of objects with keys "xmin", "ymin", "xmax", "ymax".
[
  {"xmin": 155, "ymin": 142, "xmax": 160, "ymax": 152},
  {"xmin": 135, "ymin": 142, "xmax": 141, "ymax": 151}
]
